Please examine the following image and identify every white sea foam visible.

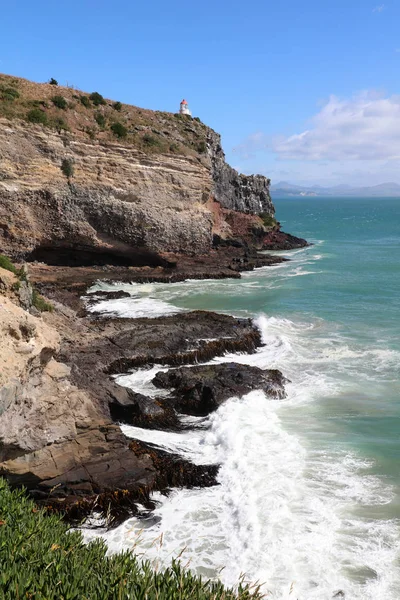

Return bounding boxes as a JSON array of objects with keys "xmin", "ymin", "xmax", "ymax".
[
  {"xmin": 115, "ymin": 365, "xmax": 170, "ymax": 397},
  {"xmin": 85, "ymin": 389, "xmax": 399, "ymax": 600},
  {"xmin": 86, "ymin": 296, "xmax": 184, "ymax": 318},
  {"xmin": 84, "ymin": 312, "xmax": 400, "ymax": 599},
  {"xmin": 83, "ymin": 243, "xmax": 400, "ymax": 599}
]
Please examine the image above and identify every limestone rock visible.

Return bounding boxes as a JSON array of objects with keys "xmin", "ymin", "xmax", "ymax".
[{"xmin": 0, "ymin": 117, "xmax": 275, "ymax": 263}]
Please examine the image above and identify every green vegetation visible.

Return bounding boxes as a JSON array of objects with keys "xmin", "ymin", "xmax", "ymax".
[
  {"xmin": 95, "ymin": 112, "xmax": 106, "ymax": 128},
  {"xmin": 49, "ymin": 78, "xmax": 58, "ymax": 85},
  {"xmin": 0, "ymin": 86, "xmax": 20, "ymax": 102},
  {"xmin": 26, "ymin": 108, "xmax": 48, "ymax": 125},
  {"xmin": 197, "ymin": 140, "xmax": 207, "ymax": 154},
  {"xmin": 0, "ymin": 255, "xmax": 52, "ymax": 310},
  {"xmin": 110, "ymin": 122, "xmax": 127, "ymax": 138},
  {"xmin": 79, "ymin": 95, "xmax": 91, "ymax": 108},
  {"xmin": 143, "ymin": 133, "xmax": 162, "ymax": 147},
  {"xmin": 260, "ymin": 212, "xmax": 277, "ymax": 228},
  {"xmin": 0, "ymin": 254, "xmax": 18, "ymax": 275},
  {"xmin": 90, "ymin": 91, "xmax": 106, "ymax": 106},
  {"xmin": 0, "ymin": 479, "xmax": 261, "ymax": 600},
  {"xmin": 51, "ymin": 95, "xmax": 68, "ymax": 109},
  {"xmin": 61, "ymin": 158, "xmax": 74, "ymax": 179},
  {"xmin": 0, "ymin": 74, "xmax": 212, "ymax": 158},
  {"xmin": 31, "ymin": 289, "xmax": 53, "ymax": 312},
  {"xmin": 0, "ymin": 255, "xmax": 27, "ymax": 282},
  {"xmin": 53, "ymin": 117, "xmax": 69, "ymax": 133}
]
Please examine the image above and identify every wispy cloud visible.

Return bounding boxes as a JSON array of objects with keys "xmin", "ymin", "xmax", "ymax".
[
  {"xmin": 273, "ymin": 92, "xmax": 400, "ymax": 161},
  {"xmin": 372, "ymin": 4, "xmax": 385, "ymax": 12},
  {"xmin": 232, "ymin": 131, "xmax": 269, "ymax": 159}
]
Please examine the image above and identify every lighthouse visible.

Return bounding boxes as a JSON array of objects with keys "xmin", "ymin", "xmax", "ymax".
[{"xmin": 179, "ymin": 99, "xmax": 192, "ymax": 116}]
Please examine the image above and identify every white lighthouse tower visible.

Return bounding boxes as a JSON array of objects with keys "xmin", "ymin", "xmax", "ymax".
[{"xmin": 179, "ymin": 99, "xmax": 192, "ymax": 116}]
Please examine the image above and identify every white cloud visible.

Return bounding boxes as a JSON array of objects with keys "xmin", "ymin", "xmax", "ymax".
[
  {"xmin": 273, "ymin": 92, "xmax": 400, "ymax": 161},
  {"xmin": 373, "ymin": 4, "xmax": 385, "ymax": 12}
]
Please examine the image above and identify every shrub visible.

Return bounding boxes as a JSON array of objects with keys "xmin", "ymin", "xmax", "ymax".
[
  {"xmin": 52, "ymin": 117, "xmax": 69, "ymax": 133},
  {"xmin": 61, "ymin": 157, "xmax": 74, "ymax": 179},
  {"xmin": 80, "ymin": 95, "xmax": 91, "ymax": 108},
  {"xmin": 51, "ymin": 95, "xmax": 68, "ymax": 109},
  {"xmin": 95, "ymin": 112, "xmax": 106, "ymax": 128},
  {"xmin": 90, "ymin": 91, "xmax": 106, "ymax": 106},
  {"xmin": 197, "ymin": 140, "xmax": 207, "ymax": 153},
  {"xmin": 32, "ymin": 289, "xmax": 53, "ymax": 312},
  {"xmin": 0, "ymin": 479, "xmax": 261, "ymax": 599},
  {"xmin": 143, "ymin": 133, "xmax": 161, "ymax": 147},
  {"xmin": 0, "ymin": 254, "xmax": 18, "ymax": 275},
  {"xmin": 85, "ymin": 127, "xmax": 96, "ymax": 140},
  {"xmin": 110, "ymin": 122, "xmax": 127, "ymax": 138},
  {"xmin": 26, "ymin": 108, "xmax": 48, "ymax": 125},
  {"xmin": 49, "ymin": 78, "xmax": 58, "ymax": 85},
  {"xmin": 0, "ymin": 87, "xmax": 20, "ymax": 101},
  {"xmin": 113, "ymin": 101, "xmax": 122, "ymax": 111},
  {"xmin": 86, "ymin": 127, "xmax": 96, "ymax": 140},
  {"xmin": 260, "ymin": 212, "xmax": 277, "ymax": 228},
  {"xmin": 194, "ymin": 116, "xmax": 201, "ymax": 123},
  {"xmin": 169, "ymin": 142, "xmax": 179, "ymax": 153}
]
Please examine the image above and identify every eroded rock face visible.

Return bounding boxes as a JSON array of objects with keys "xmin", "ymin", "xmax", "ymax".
[
  {"xmin": 208, "ymin": 130, "xmax": 275, "ymax": 216},
  {"xmin": 153, "ymin": 363, "xmax": 287, "ymax": 416},
  {"xmin": 0, "ymin": 125, "xmax": 213, "ymax": 260},
  {"xmin": 0, "ymin": 118, "xmax": 276, "ymax": 263},
  {"xmin": 0, "ymin": 276, "xmax": 102, "ymax": 462}
]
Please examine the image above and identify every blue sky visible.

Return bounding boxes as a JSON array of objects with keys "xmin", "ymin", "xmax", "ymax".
[{"xmin": 2, "ymin": 0, "xmax": 400, "ymax": 186}]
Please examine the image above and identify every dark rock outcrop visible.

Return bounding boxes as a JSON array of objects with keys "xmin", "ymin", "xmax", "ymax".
[
  {"xmin": 153, "ymin": 363, "xmax": 287, "ymax": 416},
  {"xmin": 109, "ymin": 391, "xmax": 180, "ymax": 431},
  {"xmin": 60, "ymin": 311, "xmax": 263, "ymax": 418},
  {"xmin": 262, "ymin": 228, "xmax": 309, "ymax": 250},
  {"xmin": 208, "ymin": 131, "xmax": 274, "ymax": 216}
]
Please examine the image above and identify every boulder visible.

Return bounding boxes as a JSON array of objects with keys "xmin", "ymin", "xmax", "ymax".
[{"xmin": 153, "ymin": 362, "xmax": 287, "ymax": 416}]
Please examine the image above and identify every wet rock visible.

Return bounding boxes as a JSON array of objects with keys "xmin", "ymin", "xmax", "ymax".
[
  {"xmin": 86, "ymin": 290, "xmax": 132, "ymax": 301},
  {"xmin": 109, "ymin": 391, "xmax": 180, "ymax": 431},
  {"xmin": 262, "ymin": 229, "xmax": 309, "ymax": 250},
  {"xmin": 63, "ymin": 312, "xmax": 262, "ymax": 418},
  {"xmin": 129, "ymin": 439, "xmax": 218, "ymax": 491},
  {"xmin": 153, "ymin": 363, "xmax": 287, "ymax": 416}
]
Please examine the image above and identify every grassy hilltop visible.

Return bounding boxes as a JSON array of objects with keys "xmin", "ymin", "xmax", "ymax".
[{"xmin": 0, "ymin": 73, "xmax": 209, "ymax": 157}]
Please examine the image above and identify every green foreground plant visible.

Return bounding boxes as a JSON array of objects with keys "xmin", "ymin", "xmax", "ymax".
[{"xmin": 0, "ymin": 480, "xmax": 262, "ymax": 600}]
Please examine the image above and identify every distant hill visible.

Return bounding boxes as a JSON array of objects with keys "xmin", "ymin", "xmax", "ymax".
[{"xmin": 271, "ymin": 181, "xmax": 400, "ymax": 197}]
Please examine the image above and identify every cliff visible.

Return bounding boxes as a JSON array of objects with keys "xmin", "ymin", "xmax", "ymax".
[
  {"xmin": 0, "ymin": 74, "xmax": 302, "ymax": 520},
  {"xmin": 0, "ymin": 73, "xmax": 276, "ymax": 266}
]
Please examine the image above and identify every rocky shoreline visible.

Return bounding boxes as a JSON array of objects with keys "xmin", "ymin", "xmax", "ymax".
[
  {"xmin": 0, "ymin": 75, "xmax": 308, "ymax": 526},
  {"xmin": 0, "ymin": 240, "xmax": 305, "ymax": 525}
]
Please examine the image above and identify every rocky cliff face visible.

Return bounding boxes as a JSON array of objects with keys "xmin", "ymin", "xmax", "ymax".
[
  {"xmin": 0, "ymin": 74, "xmax": 275, "ymax": 265},
  {"xmin": 207, "ymin": 130, "xmax": 274, "ymax": 216}
]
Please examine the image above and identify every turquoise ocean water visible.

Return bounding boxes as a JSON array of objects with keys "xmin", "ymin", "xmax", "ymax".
[{"xmin": 86, "ymin": 197, "xmax": 400, "ymax": 600}]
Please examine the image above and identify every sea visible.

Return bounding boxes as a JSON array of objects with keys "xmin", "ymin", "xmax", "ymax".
[{"xmin": 84, "ymin": 196, "xmax": 400, "ymax": 600}]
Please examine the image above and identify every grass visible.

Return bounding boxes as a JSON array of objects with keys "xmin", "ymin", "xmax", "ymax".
[
  {"xmin": 0, "ymin": 479, "xmax": 262, "ymax": 600},
  {"xmin": 0, "ymin": 72, "xmax": 210, "ymax": 158},
  {"xmin": 260, "ymin": 213, "xmax": 277, "ymax": 228},
  {"xmin": 0, "ymin": 254, "xmax": 53, "ymax": 311},
  {"xmin": 31, "ymin": 289, "xmax": 53, "ymax": 312},
  {"xmin": 0, "ymin": 254, "xmax": 19, "ymax": 275}
]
